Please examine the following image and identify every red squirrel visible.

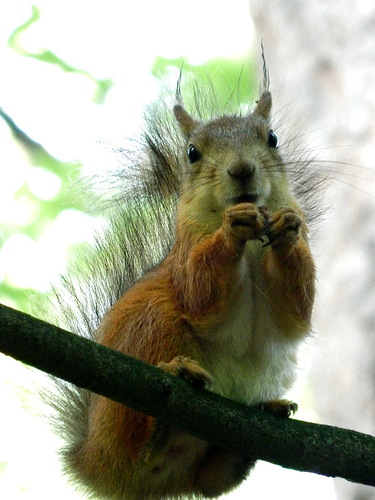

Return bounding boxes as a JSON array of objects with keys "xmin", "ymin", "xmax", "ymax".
[{"xmin": 57, "ymin": 74, "xmax": 316, "ymax": 499}]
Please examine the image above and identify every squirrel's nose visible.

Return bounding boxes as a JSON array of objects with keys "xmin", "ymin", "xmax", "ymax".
[{"xmin": 227, "ymin": 162, "xmax": 255, "ymax": 179}]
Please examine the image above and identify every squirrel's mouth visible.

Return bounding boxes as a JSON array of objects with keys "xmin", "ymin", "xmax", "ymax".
[{"xmin": 230, "ymin": 193, "xmax": 260, "ymax": 205}]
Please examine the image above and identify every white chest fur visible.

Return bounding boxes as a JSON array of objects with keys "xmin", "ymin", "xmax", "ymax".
[{"xmin": 199, "ymin": 248, "xmax": 304, "ymax": 405}]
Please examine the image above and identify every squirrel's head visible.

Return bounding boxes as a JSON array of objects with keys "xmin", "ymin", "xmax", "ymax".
[{"xmin": 173, "ymin": 91, "xmax": 291, "ymax": 229}]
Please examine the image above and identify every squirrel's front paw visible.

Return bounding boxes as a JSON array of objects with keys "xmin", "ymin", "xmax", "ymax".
[
  {"xmin": 158, "ymin": 356, "xmax": 212, "ymax": 389},
  {"xmin": 224, "ymin": 203, "xmax": 266, "ymax": 245},
  {"xmin": 262, "ymin": 207, "xmax": 303, "ymax": 249}
]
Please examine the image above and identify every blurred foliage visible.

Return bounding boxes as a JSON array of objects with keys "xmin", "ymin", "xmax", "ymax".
[
  {"xmin": 153, "ymin": 55, "xmax": 256, "ymax": 113},
  {"xmin": 7, "ymin": 5, "xmax": 113, "ymax": 104},
  {"xmin": 0, "ymin": 108, "xmax": 84, "ymax": 234},
  {"xmin": 0, "ymin": 107, "xmax": 84, "ymax": 311}
]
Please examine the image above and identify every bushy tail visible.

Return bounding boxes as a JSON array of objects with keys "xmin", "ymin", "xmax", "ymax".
[{"xmin": 42, "ymin": 99, "xmax": 184, "ymax": 474}]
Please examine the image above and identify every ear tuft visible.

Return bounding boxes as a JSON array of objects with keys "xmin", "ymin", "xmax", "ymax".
[
  {"xmin": 260, "ymin": 41, "xmax": 270, "ymax": 93},
  {"xmin": 254, "ymin": 91, "xmax": 272, "ymax": 119},
  {"xmin": 173, "ymin": 105, "xmax": 198, "ymax": 137}
]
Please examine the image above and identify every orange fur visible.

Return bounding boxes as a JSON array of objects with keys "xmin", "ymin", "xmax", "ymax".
[{"xmin": 263, "ymin": 238, "xmax": 315, "ymax": 338}]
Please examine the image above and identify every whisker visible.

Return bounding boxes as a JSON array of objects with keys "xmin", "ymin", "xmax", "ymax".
[{"xmin": 327, "ymin": 178, "xmax": 375, "ymax": 199}]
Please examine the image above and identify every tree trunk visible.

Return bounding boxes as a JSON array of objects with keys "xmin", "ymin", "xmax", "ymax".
[{"xmin": 249, "ymin": 1, "xmax": 375, "ymax": 499}]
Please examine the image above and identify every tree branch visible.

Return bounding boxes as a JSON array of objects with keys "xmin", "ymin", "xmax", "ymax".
[{"xmin": 0, "ymin": 303, "xmax": 374, "ymax": 487}]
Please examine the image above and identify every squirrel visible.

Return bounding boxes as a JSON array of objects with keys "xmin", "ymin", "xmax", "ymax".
[{"xmin": 53, "ymin": 64, "xmax": 316, "ymax": 500}]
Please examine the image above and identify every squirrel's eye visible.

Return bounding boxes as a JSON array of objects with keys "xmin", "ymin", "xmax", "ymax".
[
  {"xmin": 267, "ymin": 130, "xmax": 278, "ymax": 148},
  {"xmin": 187, "ymin": 144, "xmax": 202, "ymax": 164}
]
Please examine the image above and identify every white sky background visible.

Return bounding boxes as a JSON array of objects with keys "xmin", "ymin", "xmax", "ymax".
[{"xmin": 0, "ymin": 1, "xmax": 337, "ymax": 499}]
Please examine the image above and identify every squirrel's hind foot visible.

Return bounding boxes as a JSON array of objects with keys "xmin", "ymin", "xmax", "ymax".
[
  {"xmin": 158, "ymin": 356, "xmax": 213, "ymax": 389},
  {"xmin": 258, "ymin": 399, "xmax": 298, "ymax": 418}
]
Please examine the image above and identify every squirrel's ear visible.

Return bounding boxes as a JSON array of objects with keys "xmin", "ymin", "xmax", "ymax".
[
  {"xmin": 254, "ymin": 91, "xmax": 272, "ymax": 119},
  {"xmin": 174, "ymin": 105, "xmax": 198, "ymax": 137}
]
